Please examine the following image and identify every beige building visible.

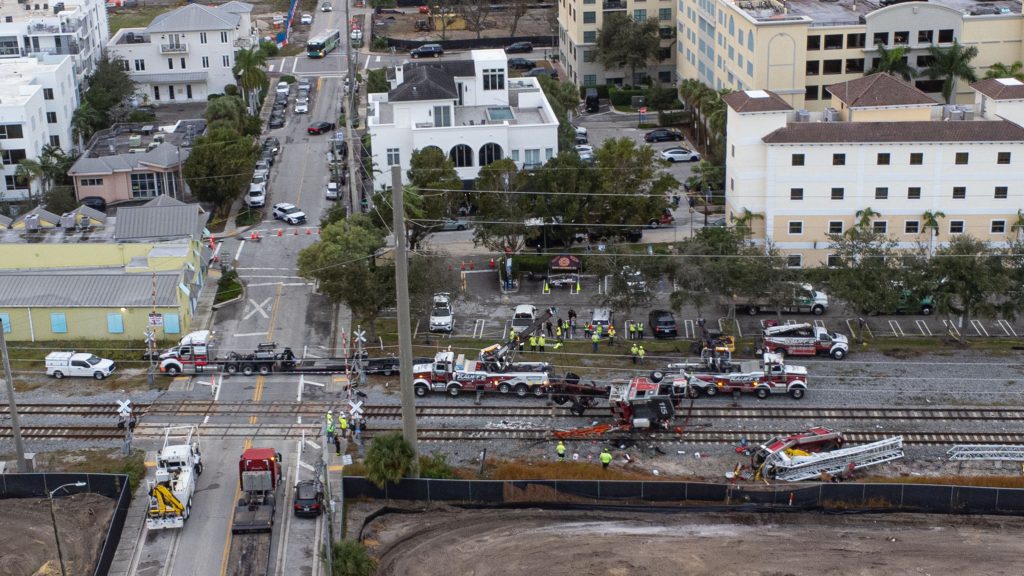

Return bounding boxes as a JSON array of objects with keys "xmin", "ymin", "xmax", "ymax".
[
  {"xmin": 557, "ymin": 0, "xmax": 677, "ymax": 86},
  {"xmin": 677, "ymin": 0, "xmax": 1024, "ymax": 111},
  {"xmin": 723, "ymin": 74, "xmax": 1024, "ymax": 267}
]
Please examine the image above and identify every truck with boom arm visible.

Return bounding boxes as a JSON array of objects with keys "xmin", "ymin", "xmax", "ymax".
[{"xmin": 146, "ymin": 425, "xmax": 203, "ymax": 530}]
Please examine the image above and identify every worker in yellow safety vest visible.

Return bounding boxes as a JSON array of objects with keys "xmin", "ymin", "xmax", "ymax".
[
  {"xmin": 556, "ymin": 441, "xmax": 566, "ymax": 460},
  {"xmin": 339, "ymin": 414, "xmax": 349, "ymax": 439},
  {"xmin": 600, "ymin": 448, "xmax": 613, "ymax": 469},
  {"xmin": 638, "ymin": 345, "xmax": 646, "ymax": 364},
  {"xmin": 529, "ymin": 334, "xmax": 537, "ymax": 352},
  {"xmin": 630, "ymin": 344, "xmax": 638, "ymax": 364},
  {"xmin": 608, "ymin": 325, "xmax": 616, "ymax": 346},
  {"xmin": 326, "ymin": 410, "xmax": 335, "ymax": 440},
  {"xmin": 538, "ymin": 335, "xmax": 546, "ymax": 352}
]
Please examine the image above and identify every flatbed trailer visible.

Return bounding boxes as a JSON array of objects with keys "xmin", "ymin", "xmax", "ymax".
[{"xmin": 226, "ymin": 532, "xmax": 272, "ymax": 576}]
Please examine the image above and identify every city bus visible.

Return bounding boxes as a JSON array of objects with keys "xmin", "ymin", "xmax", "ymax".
[{"xmin": 306, "ymin": 29, "xmax": 341, "ymax": 58}]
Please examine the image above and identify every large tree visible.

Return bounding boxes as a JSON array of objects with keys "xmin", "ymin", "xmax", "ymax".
[
  {"xmin": 232, "ymin": 47, "xmax": 267, "ymax": 114},
  {"xmin": 471, "ymin": 159, "xmax": 531, "ymax": 253},
  {"xmin": 374, "ymin": 147, "xmax": 465, "ymax": 250},
  {"xmin": 74, "ymin": 54, "xmax": 135, "ymax": 139},
  {"xmin": 206, "ymin": 95, "xmax": 260, "ymax": 136},
  {"xmin": 460, "ymin": 0, "xmax": 491, "ymax": 39},
  {"xmin": 923, "ymin": 40, "xmax": 979, "ymax": 103},
  {"xmin": 868, "ymin": 46, "xmax": 917, "ymax": 82},
  {"xmin": 826, "ymin": 227, "xmax": 906, "ymax": 316},
  {"xmin": 594, "ymin": 13, "xmax": 660, "ymax": 85},
  {"xmin": 182, "ymin": 126, "xmax": 258, "ymax": 215}
]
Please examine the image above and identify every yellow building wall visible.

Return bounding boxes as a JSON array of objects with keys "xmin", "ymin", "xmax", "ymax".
[
  {"xmin": 0, "ymin": 244, "xmax": 152, "ymax": 269},
  {"xmin": 840, "ymin": 106, "xmax": 933, "ymax": 122},
  {"xmin": 0, "ymin": 304, "xmax": 190, "ymax": 342}
]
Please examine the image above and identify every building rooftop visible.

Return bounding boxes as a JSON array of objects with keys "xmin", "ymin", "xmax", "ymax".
[
  {"xmin": 0, "ymin": 270, "xmax": 182, "ymax": 308},
  {"xmin": 723, "ymin": 90, "xmax": 793, "ymax": 113},
  {"xmin": 114, "ymin": 195, "xmax": 208, "ymax": 242},
  {"xmin": 147, "ymin": 3, "xmax": 242, "ymax": 33},
  {"xmin": 827, "ymin": 74, "xmax": 936, "ymax": 108},
  {"xmin": 762, "ymin": 119, "xmax": 1024, "ymax": 143},
  {"xmin": 736, "ymin": 0, "xmax": 1021, "ymax": 26},
  {"xmin": 970, "ymin": 77, "xmax": 1024, "ymax": 100},
  {"xmin": 74, "ymin": 119, "xmax": 204, "ymax": 162},
  {"xmin": 391, "ymin": 65, "xmax": 460, "ymax": 102},
  {"xmin": 453, "ymin": 104, "xmax": 546, "ymax": 127},
  {"xmin": 0, "ymin": 55, "xmax": 70, "ymax": 106}
]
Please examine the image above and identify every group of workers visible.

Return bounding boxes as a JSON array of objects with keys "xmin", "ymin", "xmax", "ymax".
[
  {"xmin": 325, "ymin": 409, "xmax": 365, "ymax": 455},
  {"xmin": 556, "ymin": 440, "xmax": 614, "ymax": 469}
]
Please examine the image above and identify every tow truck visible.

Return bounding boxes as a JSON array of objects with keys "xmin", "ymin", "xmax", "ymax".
[
  {"xmin": 672, "ymin": 353, "xmax": 809, "ymax": 399},
  {"xmin": 226, "ymin": 447, "xmax": 282, "ymax": 576},
  {"xmin": 756, "ymin": 323, "xmax": 849, "ymax": 360},
  {"xmin": 146, "ymin": 425, "xmax": 203, "ymax": 530},
  {"xmin": 412, "ymin": 350, "xmax": 550, "ymax": 397}
]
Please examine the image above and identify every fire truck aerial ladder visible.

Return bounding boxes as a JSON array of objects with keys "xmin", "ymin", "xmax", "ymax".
[{"xmin": 753, "ymin": 428, "xmax": 905, "ymax": 482}]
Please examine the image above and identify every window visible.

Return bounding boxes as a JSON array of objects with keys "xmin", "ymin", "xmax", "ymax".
[
  {"xmin": 49, "ymin": 135, "xmax": 60, "ymax": 147},
  {"xmin": 877, "ymin": 152, "xmax": 890, "ymax": 165},
  {"xmin": 583, "ymin": 31, "xmax": 596, "ymax": 42},
  {"xmin": 908, "ymin": 187, "xmax": 921, "ymax": 199},
  {"xmin": 130, "ymin": 172, "xmax": 160, "ymax": 198},
  {"xmin": 164, "ymin": 313, "xmax": 180, "ymax": 334},
  {"xmin": 893, "ymin": 31, "xmax": 909, "ymax": 45},
  {"xmin": 788, "ymin": 221, "xmax": 803, "ymax": 234},
  {"xmin": 916, "ymin": 79, "xmax": 944, "ymax": 94},
  {"xmin": 792, "ymin": 153, "xmax": 805, "ymax": 166},
  {"xmin": 952, "ymin": 186, "xmax": 966, "ymax": 199},
  {"xmin": 202, "ymin": 56, "xmax": 209, "ymax": 68},
  {"xmin": 117, "ymin": 59, "xmax": 129, "ymax": 71},
  {"xmin": 583, "ymin": 50, "xmax": 594, "ymax": 63},
  {"xmin": 806, "ymin": 61, "xmax": 819, "ymax": 76},
  {"xmin": 873, "ymin": 221, "xmax": 888, "ymax": 234},
  {"xmin": 200, "ymin": 32, "xmax": 207, "ymax": 44},
  {"xmin": 847, "ymin": 33, "xmax": 865, "ymax": 48},
  {"xmin": 786, "ymin": 255, "xmax": 803, "ymax": 269},
  {"xmin": 43, "ymin": 88, "xmax": 54, "ymax": 100},
  {"xmin": 992, "ymin": 220, "xmax": 1006, "ymax": 234},
  {"xmin": 167, "ymin": 58, "xmax": 173, "ymax": 69},
  {"xmin": 998, "ymin": 151, "xmax": 1011, "ymax": 164},
  {"xmin": 633, "ymin": 9, "xmax": 647, "ymax": 21},
  {"xmin": 824, "ymin": 34, "xmax": 843, "ymax": 49},
  {"xmin": 0, "ymin": 312, "xmax": 9, "ymax": 333},
  {"xmin": 995, "ymin": 186, "xmax": 1008, "ymax": 199},
  {"xmin": 50, "ymin": 312, "xmax": 67, "ymax": 334},
  {"xmin": 583, "ymin": 11, "xmax": 595, "ymax": 23},
  {"xmin": 873, "ymin": 32, "xmax": 888, "ymax": 46},
  {"xmin": 831, "ymin": 187, "xmax": 844, "ymax": 200},
  {"xmin": 107, "ymin": 313, "xmax": 124, "ymax": 334},
  {"xmin": 938, "ymin": 29, "xmax": 954, "ymax": 43},
  {"xmin": 828, "ymin": 221, "xmax": 843, "ymax": 235},
  {"xmin": 583, "ymin": 74, "xmax": 597, "ymax": 85},
  {"xmin": 806, "ymin": 36, "xmax": 820, "ymax": 50},
  {"xmin": 955, "ymin": 152, "xmax": 969, "ymax": 165},
  {"xmin": 134, "ymin": 59, "xmax": 145, "ymax": 71},
  {"xmin": 875, "ymin": 187, "xmax": 888, "ymax": 199},
  {"xmin": 46, "ymin": 112, "xmax": 57, "ymax": 124},
  {"xmin": 220, "ymin": 31, "xmax": 228, "ymax": 43},
  {"xmin": 845, "ymin": 59, "xmax": 864, "ymax": 73},
  {"xmin": 949, "ymin": 220, "xmax": 964, "ymax": 234},
  {"xmin": 433, "ymin": 105, "xmax": 451, "ymax": 127},
  {"xmin": 80, "ymin": 178, "xmax": 103, "ymax": 186},
  {"xmin": 222, "ymin": 55, "xmax": 230, "ymax": 67},
  {"xmin": 805, "ymin": 86, "xmax": 819, "ymax": 101},
  {"xmin": 659, "ymin": 8, "xmax": 671, "ymax": 20},
  {"xmin": 790, "ymin": 188, "xmax": 804, "ymax": 200},
  {"xmin": 823, "ymin": 59, "xmax": 842, "ymax": 74},
  {"xmin": 918, "ymin": 30, "xmax": 933, "ymax": 44},
  {"xmin": 905, "ymin": 221, "xmax": 920, "ymax": 234},
  {"xmin": 0, "ymin": 124, "xmax": 24, "ymax": 139},
  {"xmin": 524, "ymin": 148, "xmax": 541, "ymax": 167},
  {"xmin": 180, "ymin": 57, "xmax": 186, "ymax": 69},
  {"xmin": 386, "ymin": 148, "xmax": 400, "ymax": 166},
  {"xmin": 1, "ymin": 149, "xmax": 26, "ymax": 165},
  {"xmin": 910, "ymin": 152, "xmax": 923, "ymax": 165},
  {"xmin": 832, "ymin": 153, "xmax": 845, "ymax": 165},
  {"xmin": 916, "ymin": 55, "xmax": 934, "ymax": 68},
  {"xmin": 483, "ymin": 68, "xmax": 504, "ymax": 90},
  {"xmin": 827, "ymin": 254, "xmax": 841, "ymax": 267}
]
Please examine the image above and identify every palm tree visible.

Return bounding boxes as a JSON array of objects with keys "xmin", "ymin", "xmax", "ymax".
[
  {"xmin": 232, "ymin": 48, "xmax": 267, "ymax": 114},
  {"xmin": 70, "ymin": 102, "xmax": 102, "ymax": 148},
  {"xmin": 923, "ymin": 40, "xmax": 979, "ymax": 104},
  {"xmin": 921, "ymin": 210, "xmax": 946, "ymax": 257},
  {"xmin": 15, "ymin": 158, "xmax": 46, "ymax": 207},
  {"xmin": 731, "ymin": 208, "xmax": 764, "ymax": 240},
  {"xmin": 364, "ymin": 432, "xmax": 415, "ymax": 488},
  {"xmin": 1011, "ymin": 209, "xmax": 1024, "ymax": 242},
  {"xmin": 868, "ymin": 45, "xmax": 917, "ymax": 82},
  {"xmin": 852, "ymin": 207, "xmax": 881, "ymax": 233},
  {"xmin": 985, "ymin": 61, "xmax": 1024, "ymax": 82}
]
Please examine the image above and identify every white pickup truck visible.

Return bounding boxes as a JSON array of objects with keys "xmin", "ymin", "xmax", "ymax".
[{"xmin": 45, "ymin": 351, "xmax": 116, "ymax": 379}]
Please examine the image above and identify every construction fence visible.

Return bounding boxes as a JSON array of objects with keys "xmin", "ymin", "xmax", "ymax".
[
  {"xmin": 342, "ymin": 476, "xmax": 1024, "ymax": 515},
  {"xmin": 0, "ymin": 473, "xmax": 132, "ymax": 576}
]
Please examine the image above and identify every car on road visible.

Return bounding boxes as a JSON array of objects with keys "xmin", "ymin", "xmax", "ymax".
[
  {"xmin": 648, "ymin": 309, "xmax": 678, "ymax": 339},
  {"xmin": 574, "ymin": 144, "xmax": 594, "ymax": 163},
  {"xmin": 80, "ymin": 196, "xmax": 107, "ymax": 213},
  {"xmin": 293, "ymin": 480, "xmax": 324, "ymax": 517},
  {"xmin": 262, "ymin": 137, "xmax": 280, "ymax": 156},
  {"xmin": 273, "ymin": 202, "xmax": 307, "ymax": 224},
  {"xmin": 326, "ymin": 182, "xmax": 339, "ymax": 200},
  {"xmin": 645, "ymin": 128, "xmax": 684, "ymax": 142},
  {"xmin": 439, "ymin": 217, "xmax": 471, "ymax": 231},
  {"xmin": 350, "ymin": 29, "xmax": 363, "ymax": 41},
  {"xmin": 297, "ymin": 79, "xmax": 312, "ymax": 92},
  {"xmin": 245, "ymin": 183, "xmax": 266, "ymax": 208},
  {"xmin": 410, "ymin": 43, "xmax": 444, "ymax": 58},
  {"xmin": 294, "ymin": 101, "xmax": 309, "ymax": 114},
  {"xmin": 300, "ymin": 13, "xmax": 313, "ymax": 24},
  {"xmin": 505, "ymin": 41, "xmax": 533, "ymax": 53},
  {"xmin": 320, "ymin": 1, "xmax": 332, "ymax": 11},
  {"xmin": 429, "ymin": 293, "xmax": 454, "ymax": 332},
  {"xmin": 307, "ymin": 121, "xmax": 336, "ymax": 135},
  {"xmin": 524, "ymin": 67, "xmax": 558, "ymax": 79},
  {"xmin": 274, "ymin": 91, "xmax": 288, "ymax": 104},
  {"xmin": 660, "ymin": 146, "xmax": 701, "ymax": 162},
  {"xmin": 276, "ymin": 81, "xmax": 289, "ymax": 96},
  {"xmin": 507, "ymin": 57, "xmax": 535, "ymax": 70},
  {"xmin": 268, "ymin": 114, "xmax": 285, "ymax": 129}
]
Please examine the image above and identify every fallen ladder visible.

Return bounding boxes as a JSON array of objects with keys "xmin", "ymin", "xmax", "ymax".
[
  {"xmin": 947, "ymin": 444, "xmax": 1024, "ymax": 461},
  {"xmin": 765, "ymin": 436, "xmax": 904, "ymax": 482}
]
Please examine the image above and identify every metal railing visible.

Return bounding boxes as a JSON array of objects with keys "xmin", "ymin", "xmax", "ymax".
[{"xmin": 160, "ymin": 43, "xmax": 188, "ymax": 54}]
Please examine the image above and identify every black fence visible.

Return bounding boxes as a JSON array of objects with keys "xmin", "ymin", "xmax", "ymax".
[
  {"xmin": 1, "ymin": 473, "xmax": 132, "ymax": 576},
  {"xmin": 382, "ymin": 35, "xmax": 555, "ymax": 52},
  {"xmin": 343, "ymin": 476, "xmax": 1024, "ymax": 515}
]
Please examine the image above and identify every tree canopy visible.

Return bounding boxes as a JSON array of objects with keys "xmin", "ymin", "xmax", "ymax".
[
  {"xmin": 594, "ymin": 13, "xmax": 660, "ymax": 84},
  {"xmin": 73, "ymin": 55, "xmax": 136, "ymax": 140},
  {"xmin": 182, "ymin": 126, "xmax": 258, "ymax": 214}
]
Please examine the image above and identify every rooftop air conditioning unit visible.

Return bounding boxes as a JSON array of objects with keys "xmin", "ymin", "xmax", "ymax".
[
  {"xmin": 795, "ymin": 109, "xmax": 811, "ymax": 122},
  {"xmin": 60, "ymin": 212, "xmax": 76, "ymax": 229},
  {"xmin": 823, "ymin": 107, "xmax": 839, "ymax": 122},
  {"xmin": 25, "ymin": 214, "xmax": 40, "ymax": 232}
]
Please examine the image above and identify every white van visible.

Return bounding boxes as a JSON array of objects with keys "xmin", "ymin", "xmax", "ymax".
[
  {"xmin": 45, "ymin": 351, "xmax": 116, "ymax": 379},
  {"xmin": 591, "ymin": 308, "xmax": 612, "ymax": 336}
]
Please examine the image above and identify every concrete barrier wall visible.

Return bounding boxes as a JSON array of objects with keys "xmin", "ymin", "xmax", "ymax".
[{"xmin": 342, "ymin": 476, "xmax": 1024, "ymax": 515}]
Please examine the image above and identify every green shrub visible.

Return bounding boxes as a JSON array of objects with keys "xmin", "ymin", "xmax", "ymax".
[
  {"xmin": 367, "ymin": 68, "xmax": 389, "ymax": 93},
  {"xmin": 365, "ymin": 432, "xmax": 415, "ymax": 488},
  {"xmin": 644, "ymin": 84, "xmax": 680, "ymax": 110},
  {"xmin": 280, "ymin": 74, "xmax": 297, "ymax": 84},
  {"xmin": 419, "ymin": 452, "xmax": 456, "ymax": 479},
  {"xmin": 127, "ymin": 110, "xmax": 157, "ymax": 122},
  {"xmin": 208, "ymin": 93, "xmax": 223, "ymax": 100},
  {"xmin": 235, "ymin": 207, "xmax": 263, "ymax": 227},
  {"xmin": 224, "ymin": 84, "xmax": 239, "ymax": 96},
  {"xmin": 371, "ymin": 36, "xmax": 388, "ymax": 50},
  {"xmin": 259, "ymin": 40, "xmax": 280, "ymax": 57},
  {"xmin": 214, "ymin": 269, "xmax": 242, "ymax": 304},
  {"xmin": 325, "ymin": 540, "xmax": 376, "ymax": 576},
  {"xmin": 608, "ymin": 85, "xmax": 645, "ymax": 107},
  {"xmin": 658, "ymin": 110, "xmax": 687, "ymax": 127}
]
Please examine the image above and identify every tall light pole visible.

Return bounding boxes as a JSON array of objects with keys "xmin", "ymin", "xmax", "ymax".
[
  {"xmin": 48, "ymin": 481, "xmax": 86, "ymax": 576},
  {"xmin": 0, "ymin": 318, "xmax": 27, "ymax": 472}
]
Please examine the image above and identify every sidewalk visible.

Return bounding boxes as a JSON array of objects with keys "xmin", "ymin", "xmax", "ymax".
[{"xmin": 106, "ymin": 451, "xmax": 157, "ymax": 576}]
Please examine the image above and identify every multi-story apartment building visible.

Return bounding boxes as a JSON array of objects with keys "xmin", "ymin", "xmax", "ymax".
[
  {"xmin": 557, "ymin": 0, "xmax": 677, "ymax": 86},
  {"xmin": 724, "ymin": 73, "xmax": 1024, "ymax": 267},
  {"xmin": 0, "ymin": 0, "xmax": 109, "ymax": 92},
  {"xmin": 677, "ymin": 0, "xmax": 1024, "ymax": 111},
  {"xmin": 107, "ymin": 2, "xmax": 257, "ymax": 103},
  {"xmin": 367, "ymin": 50, "xmax": 560, "ymax": 190},
  {"xmin": 0, "ymin": 54, "xmax": 76, "ymax": 203}
]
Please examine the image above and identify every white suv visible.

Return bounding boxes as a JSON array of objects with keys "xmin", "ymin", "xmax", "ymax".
[
  {"xmin": 273, "ymin": 202, "xmax": 307, "ymax": 224},
  {"xmin": 246, "ymin": 183, "xmax": 266, "ymax": 208},
  {"xmin": 429, "ymin": 293, "xmax": 454, "ymax": 332},
  {"xmin": 326, "ymin": 182, "xmax": 339, "ymax": 200}
]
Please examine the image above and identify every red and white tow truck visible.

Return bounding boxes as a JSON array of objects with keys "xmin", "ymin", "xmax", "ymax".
[
  {"xmin": 412, "ymin": 350, "xmax": 550, "ymax": 398},
  {"xmin": 672, "ymin": 353, "xmax": 809, "ymax": 399}
]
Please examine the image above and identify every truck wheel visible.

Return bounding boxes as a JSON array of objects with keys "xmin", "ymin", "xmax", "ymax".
[
  {"xmin": 747, "ymin": 306, "xmax": 759, "ymax": 316},
  {"xmin": 53, "ymin": 371, "xmax": 64, "ymax": 379},
  {"xmin": 446, "ymin": 384, "xmax": 461, "ymax": 397},
  {"xmin": 414, "ymin": 384, "xmax": 428, "ymax": 397},
  {"xmin": 226, "ymin": 364, "xmax": 238, "ymax": 375},
  {"xmin": 812, "ymin": 305, "xmax": 825, "ymax": 316},
  {"xmin": 552, "ymin": 395, "xmax": 569, "ymax": 405},
  {"xmin": 498, "ymin": 382, "xmax": 511, "ymax": 394},
  {"xmin": 166, "ymin": 365, "xmax": 180, "ymax": 376},
  {"xmin": 382, "ymin": 368, "xmax": 393, "ymax": 377},
  {"xmin": 755, "ymin": 387, "xmax": 770, "ymax": 399},
  {"xmin": 532, "ymin": 385, "xmax": 545, "ymax": 398},
  {"xmin": 921, "ymin": 306, "xmax": 934, "ymax": 316},
  {"xmin": 704, "ymin": 386, "xmax": 718, "ymax": 397},
  {"xmin": 258, "ymin": 364, "xmax": 270, "ymax": 375},
  {"xmin": 94, "ymin": 371, "xmax": 106, "ymax": 380},
  {"xmin": 242, "ymin": 364, "xmax": 254, "ymax": 376},
  {"xmin": 569, "ymin": 402, "xmax": 586, "ymax": 416},
  {"xmin": 830, "ymin": 348, "xmax": 847, "ymax": 360},
  {"xmin": 515, "ymin": 383, "xmax": 529, "ymax": 398},
  {"xmin": 649, "ymin": 370, "xmax": 664, "ymax": 384},
  {"xmin": 790, "ymin": 387, "xmax": 806, "ymax": 400},
  {"xmin": 687, "ymin": 387, "xmax": 701, "ymax": 399}
]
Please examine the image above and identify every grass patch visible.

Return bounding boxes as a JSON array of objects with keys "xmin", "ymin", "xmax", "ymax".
[
  {"xmin": 107, "ymin": 6, "xmax": 166, "ymax": 33},
  {"xmin": 483, "ymin": 459, "xmax": 659, "ymax": 481},
  {"xmin": 235, "ymin": 207, "xmax": 264, "ymax": 227},
  {"xmin": 38, "ymin": 449, "xmax": 148, "ymax": 492},
  {"xmin": 3, "ymin": 338, "xmax": 175, "ymax": 370},
  {"xmin": 860, "ymin": 475, "xmax": 1024, "ymax": 489},
  {"xmin": 215, "ymin": 269, "xmax": 243, "ymax": 304}
]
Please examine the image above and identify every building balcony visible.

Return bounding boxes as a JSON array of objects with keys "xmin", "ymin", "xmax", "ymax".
[
  {"xmin": 602, "ymin": 1, "xmax": 627, "ymax": 9},
  {"xmin": 160, "ymin": 43, "xmax": 188, "ymax": 54},
  {"xmin": 233, "ymin": 38, "xmax": 252, "ymax": 48},
  {"xmin": 32, "ymin": 43, "xmax": 80, "ymax": 55}
]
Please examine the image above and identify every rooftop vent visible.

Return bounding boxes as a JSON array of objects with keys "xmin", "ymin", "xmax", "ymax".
[
  {"xmin": 60, "ymin": 212, "xmax": 76, "ymax": 229},
  {"xmin": 24, "ymin": 214, "xmax": 40, "ymax": 232}
]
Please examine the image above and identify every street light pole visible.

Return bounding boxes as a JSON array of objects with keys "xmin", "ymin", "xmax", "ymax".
[
  {"xmin": 0, "ymin": 318, "xmax": 27, "ymax": 472},
  {"xmin": 48, "ymin": 482, "xmax": 86, "ymax": 576}
]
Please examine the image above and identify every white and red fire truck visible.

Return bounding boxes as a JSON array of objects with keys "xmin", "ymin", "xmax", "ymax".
[
  {"xmin": 412, "ymin": 350, "xmax": 549, "ymax": 398},
  {"xmin": 672, "ymin": 353, "xmax": 809, "ymax": 399}
]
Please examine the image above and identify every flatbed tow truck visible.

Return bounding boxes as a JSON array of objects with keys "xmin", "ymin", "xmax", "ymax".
[{"xmin": 226, "ymin": 447, "xmax": 282, "ymax": 576}]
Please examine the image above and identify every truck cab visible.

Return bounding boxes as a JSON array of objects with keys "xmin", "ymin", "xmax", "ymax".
[
  {"xmin": 511, "ymin": 304, "xmax": 537, "ymax": 334},
  {"xmin": 159, "ymin": 331, "xmax": 213, "ymax": 375}
]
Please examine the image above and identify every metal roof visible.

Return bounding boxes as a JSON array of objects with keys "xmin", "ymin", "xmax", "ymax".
[
  {"xmin": 762, "ymin": 120, "xmax": 1024, "ymax": 144},
  {"xmin": 147, "ymin": 4, "xmax": 239, "ymax": 33},
  {"xmin": 0, "ymin": 272, "xmax": 181, "ymax": 307},
  {"xmin": 69, "ymin": 143, "xmax": 188, "ymax": 176},
  {"xmin": 114, "ymin": 199, "xmax": 208, "ymax": 242},
  {"xmin": 0, "ymin": 214, "xmax": 10, "ymax": 228}
]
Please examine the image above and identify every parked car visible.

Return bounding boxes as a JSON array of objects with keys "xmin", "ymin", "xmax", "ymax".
[
  {"xmin": 439, "ymin": 217, "xmax": 471, "ymax": 231},
  {"xmin": 297, "ymin": 79, "xmax": 312, "ymax": 92},
  {"xmin": 320, "ymin": 1, "xmax": 332, "ymax": 11},
  {"xmin": 507, "ymin": 57, "xmax": 536, "ymax": 70},
  {"xmin": 274, "ymin": 91, "xmax": 288, "ymax": 104},
  {"xmin": 80, "ymin": 196, "xmax": 107, "ymax": 213},
  {"xmin": 45, "ymin": 351, "xmax": 116, "ymax": 380},
  {"xmin": 260, "ymin": 148, "xmax": 275, "ymax": 167},
  {"xmin": 505, "ymin": 41, "xmax": 533, "ymax": 53},
  {"xmin": 268, "ymin": 114, "xmax": 285, "ymax": 129},
  {"xmin": 350, "ymin": 29, "xmax": 363, "ymax": 41},
  {"xmin": 307, "ymin": 121, "xmax": 336, "ymax": 135},
  {"xmin": 326, "ymin": 182, "xmax": 339, "ymax": 200},
  {"xmin": 294, "ymin": 101, "xmax": 309, "ymax": 114},
  {"xmin": 276, "ymin": 81, "xmax": 290, "ymax": 96},
  {"xmin": 262, "ymin": 137, "xmax": 280, "ymax": 155},
  {"xmin": 645, "ymin": 128, "xmax": 685, "ymax": 142},
  {"xmin": 621, "ymin": 266, "xmax": 647, "ymax": 294},
  {"xmin": 300, "ymin": 12, "xmax": 313, "ymax": 24},
  {"xmin": 246, "ymin": 183, "xmax": 266, "ymax": 208},
  {"xmin": 273, "ymin": 202, "xmax": 307, "ymax": 224},
  {"xmin": 648, "ymin": 309, "xmax": 678, "ymax": 339},
  {"xmin": 660, "ymin": 147, "xmax": 700, "ymax": 162},
  {"xmin": 410, "ymin": 43, "xmax": 444, "ymax": 58},
  {"xmin": 255, "ymin": 159, "xmax": 270, "ymax": 173},
  {"xmin": 574, "ymin": 126, "xmax": 588, "ymax": 145},
  {"xmin": 574, "ymin": 144, "xmax": 594, "ymax": 162},
  {"xmin": 293, "ymin": 480, "xmax": 324, "ymax": 517},
  {"xmin": 429, "ymin": 293, "xmax": 454, "ymax": 332},
  {"xmin": 524, "ymin": 67, "xmax": 558, "ymax": 79}
]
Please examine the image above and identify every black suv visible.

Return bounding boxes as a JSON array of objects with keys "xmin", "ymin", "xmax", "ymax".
[
  {"xmin": 410, "ymin": 43, "xmax": 444, "ymax": 58},
  {"xmin": 648, "ymin": 309, "xmax": 678, "ymax": 339},
  {"xmin": 505, "ymin": 41, "xmax": 533, "ymax": 53},
  {"xmin": 293, "ymin": 480, "xmax": 324, "ymax": 517}
]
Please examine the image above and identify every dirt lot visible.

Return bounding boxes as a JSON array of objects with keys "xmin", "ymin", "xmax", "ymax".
[
  {"xmin": 363, "ymin": 506, "xmax": 1024, "ymax": 576},
  {"xmin": 0, "ymin": 493, "xmax": 115, "ymax": 576}
]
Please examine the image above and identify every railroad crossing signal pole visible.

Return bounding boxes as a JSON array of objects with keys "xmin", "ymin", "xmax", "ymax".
[
  {"xmin": 391, "ymin": 165, "xmax": 419, "ymax": 467},
  {"xmin": 0, "ymin": 318, "xmax": 28, "ymax": 472}
]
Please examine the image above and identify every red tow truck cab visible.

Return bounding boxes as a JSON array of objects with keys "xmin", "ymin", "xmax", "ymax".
[{"xmin": 239, "ymin": 447, "xmax": 282, "ymax": 491}]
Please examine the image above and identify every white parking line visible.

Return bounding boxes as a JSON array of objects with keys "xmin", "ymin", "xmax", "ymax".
[
  {"xmin": 970, "ymin": 319, "xmax": 989, "ymax": 337},
  {"xmin": 234, "ymin": 331, "xmax": 269, "ymax": 337},
  {"xmin": 813, "ymin": 320, "xmax": 825, "ymax": 328},
  {"xmin": 888, "ymin": 320, "xmax": 905, "ymax": 337},
  {"xmin": 473, "ymin": 319, "xmax": 486, "ymax": 339},
  {"xmin": 997, "ymin": 319, "xmax": 1017, "ymax": 336},
  {"xmin": 234, "ymin": 240, "xmax": 246, "ymax": 263},
  {"xmin": 683, "ymin": 319, "xmax": 695, "ymax": 340},
  {"xmin": 915, "ymin": 320, "xmax": 932, "ymax": 336},
  {"xmin": 942, "ymin": 319, "xmax": 961, "ymax": 339}
]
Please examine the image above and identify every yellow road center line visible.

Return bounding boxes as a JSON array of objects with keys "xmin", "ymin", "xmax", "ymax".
[
  {"xmin": 220, "ymin": 438, "xmax": 253, "ymax": 576},
  {"xmin": 250, "ymin": 284, "xmax": 283, "ymax": 425}
]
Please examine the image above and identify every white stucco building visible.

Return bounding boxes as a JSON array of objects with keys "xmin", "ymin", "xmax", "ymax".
[
  {"xmin": 724, "ymin": 73, "xmax": 1024, "ymax": 267},
  {"xmin": 107, "ymin": 2, "xmax": 257, "ymax": 103},
  {"xmin": 367, "ymin": 49, "xmax": 561, "ymax": 190},
  {"xmin": 0, "ymin": 54, "xmax": 76, "ymax": 203}
]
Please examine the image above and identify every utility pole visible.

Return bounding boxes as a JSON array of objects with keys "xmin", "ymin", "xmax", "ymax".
[
  {"xmin": 343, "ymin": 0, "xmax": 360, "ymax": 216},
  {"xmin": 0, "ymin": 318, "xmax": 28, "ymax": 472},
  {"xmin": 391, "ymin": 165, "xmax": 418, "ymax": 465}
]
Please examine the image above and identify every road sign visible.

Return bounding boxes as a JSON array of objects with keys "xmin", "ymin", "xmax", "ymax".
[
  {"xmin": 639, "ymin": 107, "xmax": 647, "ymax": 114},
  {"xmin": 353, "ymin": 329, "xmax": 367, "ymax": 344},
  {"xmin": 117, "ymin": 399, "xmax": 132, "ymax": 417},
  {"xmin": 148, "ymin": 313, "xmax": 163, "ymax": 327},
  {"xmin": 348, "ymin": 400, "xmax": 364, "ymax": 418}
]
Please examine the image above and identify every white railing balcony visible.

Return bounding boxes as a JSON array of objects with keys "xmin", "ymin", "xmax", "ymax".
[{"xmin": 160, "ymin": 43, "xmax": 188, "ymax": 54}]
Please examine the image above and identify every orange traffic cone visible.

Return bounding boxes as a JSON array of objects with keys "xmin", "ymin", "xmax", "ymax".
[
  {"xmin": 277, "ymin": 229, "xmax": 283, "ymax": 237},
  {"xmin": 306, "ymin": 228, "xmax": 311, "ymax": 235},
  {"xmin": 489, "ymin": 258, "xmax": 495, "ymax": 268},
  {"xmin": 250, "ymin": 231, "xmax": 258, "ymax": 241},
  {"xmin": 293, "ymin": 228, "xmax": 299, "ymax": 235}
]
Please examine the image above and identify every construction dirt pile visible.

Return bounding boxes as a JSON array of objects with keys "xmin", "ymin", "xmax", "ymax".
[
  {"xmin": 366, "ymin": 506, "xmax": 1024, "ymax": 576},
  {"xmin": 0, "ymin": 492, "xmax": 115, "ymax": 576}
]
